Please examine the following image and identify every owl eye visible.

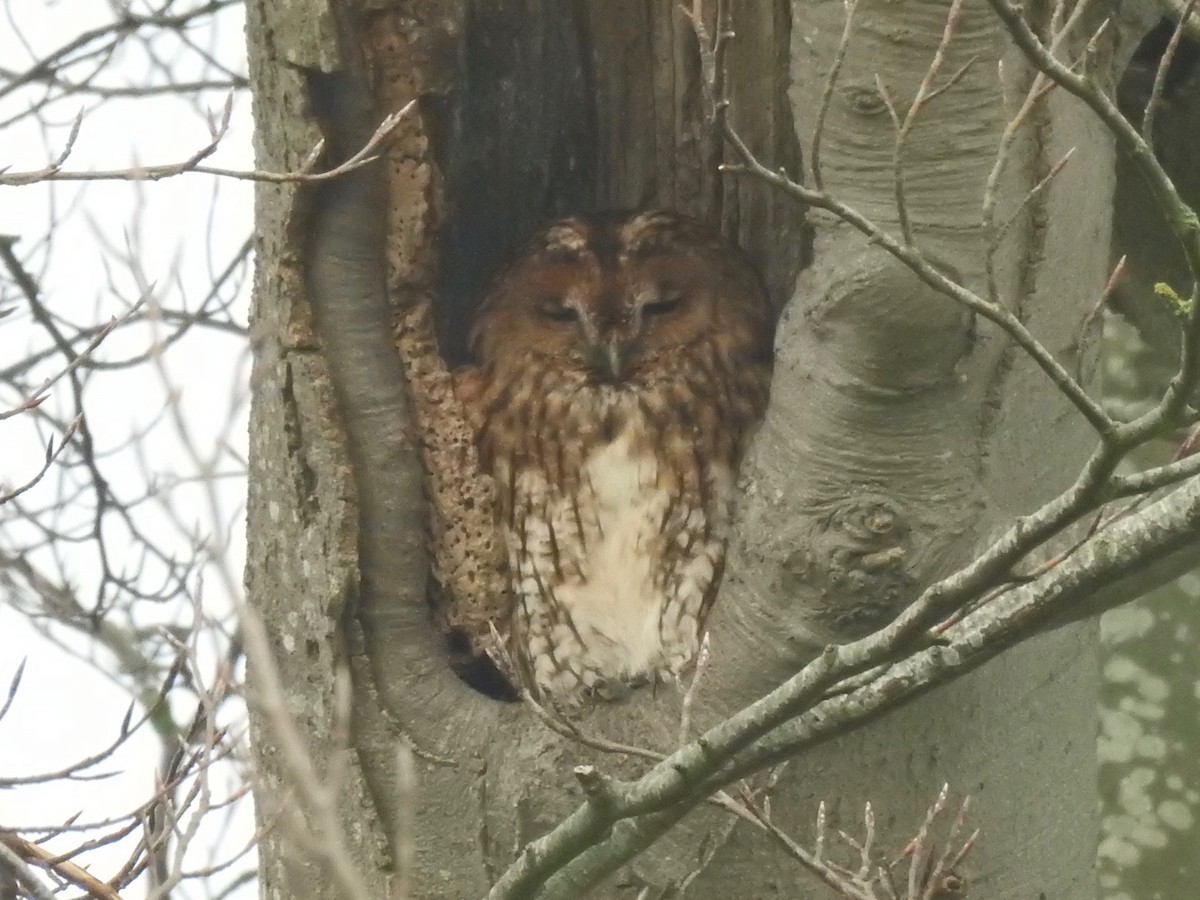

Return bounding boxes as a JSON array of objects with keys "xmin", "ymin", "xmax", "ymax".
[
  {"xmin": 540, "ymin": 304, "xmax": 579, "ymax": 323},
  {"xmin": 642, "ymin": 296, "xmax": 683, "ymax": 317}
]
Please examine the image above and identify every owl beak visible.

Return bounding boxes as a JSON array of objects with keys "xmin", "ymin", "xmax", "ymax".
[
  {"xmin": 588, "ymin": 339, "xmax": 638, "ymax": 380},
  {"xmin": 605, "ymin": 339, "xmax": 638, "ymax": 379}
]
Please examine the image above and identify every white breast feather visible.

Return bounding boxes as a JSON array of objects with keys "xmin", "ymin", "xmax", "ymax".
[
  {"xmin": 501, "ymin": 388, "xmax": 734, "ymax": 696},
  {"xmin": 509, "ymin": 402, "xmax": 730, "ymax": 696},
  {"xmin": 552, "ymin": 430, "xmax": 671, "ymax": 678}
]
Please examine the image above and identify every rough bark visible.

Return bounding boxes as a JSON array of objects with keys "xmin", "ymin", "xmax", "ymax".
[{"xmin": 244, "ymin": 1, "xmax": 1113, "ymax": 897}]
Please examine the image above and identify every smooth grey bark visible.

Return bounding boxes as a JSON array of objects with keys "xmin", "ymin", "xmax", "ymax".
[
  {"xmin": 707, "ymin": 3, "xmax": 1105, "ymax": 895},
  {"xmin": 243, "ymin": 1, "xmax": 1120, "ymax": 897}
]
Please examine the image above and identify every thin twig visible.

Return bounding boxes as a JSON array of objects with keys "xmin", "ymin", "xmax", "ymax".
[
  {"xmin": 985, "ymin": 0, "xmax": 1200, "ymax": 445},
  {"xmin": 239, "ymin": 609, "xmax": 373, "ymax": 900},
  {"xmin": 0, "ymin": 831, "xmax": 125, "ymax": 900},
  {"xmin": 1, "ymin": 101, "xmax": 414, "ymax": 186},
  {"xmin": 1155, "ymin": 0, "xmax": 1200, "ymax": 42},
  {"xmin": 521, "ymin": 692, "xmax": 665, "ymax": 763},
  {"xmin": 392, "ymin": 745, "xmax": 416, "ymax": 900},
  {"xmin": 1143, "ymin": 0, "xmax": 1199, "ymax": 154},
  {"xmin": 721, "ymin": 123, "xmax": 1115, "ymax": 437},
  {"xmin": 677, "ymin": 631, "xmax": 711, "ymax": 746},
  {"xmin": 811, "ymin": 0, "xmax": 861, "ymax": 191},
  {"xmin": 878, "ymin": 0, "xmax": 972, "ymax": 246}
]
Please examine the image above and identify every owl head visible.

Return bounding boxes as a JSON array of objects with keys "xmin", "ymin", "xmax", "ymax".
[{"xmin": 469, "ymin": 210, "xmax": 774, "ymax": 383}]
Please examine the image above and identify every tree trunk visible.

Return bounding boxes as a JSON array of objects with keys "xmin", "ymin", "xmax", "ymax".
[{"xmin": 244, "ymin": 1, "xmax": 1106, "ymax": 896}]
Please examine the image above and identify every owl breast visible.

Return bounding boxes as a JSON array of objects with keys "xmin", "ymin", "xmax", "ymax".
[{"xmin": 508, "ymin": 390, "xmax": 729, "ymax": 696}]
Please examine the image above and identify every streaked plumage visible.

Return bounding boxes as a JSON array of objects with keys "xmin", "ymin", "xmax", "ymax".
[{"xmin": 459, "ymin": 210, "xmax": 774, "ymax": 698}]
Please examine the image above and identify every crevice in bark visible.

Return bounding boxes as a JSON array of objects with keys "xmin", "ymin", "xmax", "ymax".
[
  {"xmin": 430, "ymin": 2, "xmax": 599, "ymax": 363},
  {"xmin": 280, "ymin": 360, "xmax": 321, "ymax": 522}
]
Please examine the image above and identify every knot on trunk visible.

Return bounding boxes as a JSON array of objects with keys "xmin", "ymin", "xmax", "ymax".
[{"xmin": 776, "ymin": 492, "xmax": 918, "ymax": 641}]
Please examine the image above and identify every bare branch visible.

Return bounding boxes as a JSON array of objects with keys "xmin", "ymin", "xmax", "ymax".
[
  {"xmin": 0, "ymin": 830, "xmax": 126, "ymax": 900},
  {"xmin": 722, "ymin": 125, "xmax": 1114, "ymax": 438},
  {"xmin": 1143, "ymin": 0, "xmax": 1199, "ymax": 154},
  {"xmin": 677, "ymin": 631, "xmax": 711, "ymax": 746},
  {"xmin": 811, "ymin": 0, "xmax": 861, "ymax": 191},
  {"xmin": 0, "ymin": 102, "xmax": 415, "ymax": 187},
  {"xmin": 985, "ymin": 0, "xmax": 1200, "ymax": 438},
  {"xmin": 875, "ymin": 0, "xmax": 971, "ymax": 246},
  {"xmin": 240, "ymin": 607, "xmax": 373, "ymax": 900},
  {"xmin": 1154, "ymin": 0, "xmax": 1200, "ymax": 44}
]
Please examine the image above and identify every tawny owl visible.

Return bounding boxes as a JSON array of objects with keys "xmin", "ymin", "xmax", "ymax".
[{"xmin": 457, "ymin": 210, "xmax": 775, "ymax": 699}]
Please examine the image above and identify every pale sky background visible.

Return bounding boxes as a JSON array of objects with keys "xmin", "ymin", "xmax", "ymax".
[{"xmin": 1, "ymin": 1, "xmax": 256, "ymax": 895}]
